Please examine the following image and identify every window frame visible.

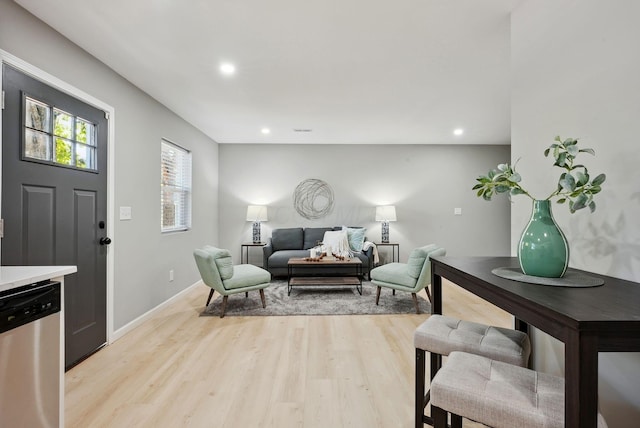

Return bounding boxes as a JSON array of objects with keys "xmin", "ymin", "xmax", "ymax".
[{"xmin": 160, "ymin": 139, "xmax": 192, "ymax": 233}]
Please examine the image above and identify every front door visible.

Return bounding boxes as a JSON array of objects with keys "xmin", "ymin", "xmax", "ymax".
[{"xmin": 2, "ymin": 64, "xmax": 109, "ymax": 369}]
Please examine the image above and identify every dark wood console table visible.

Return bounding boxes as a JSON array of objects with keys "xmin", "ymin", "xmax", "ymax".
[{"xmin": 430, "ymin": 256, "xmax": 640, "ymax": 428}]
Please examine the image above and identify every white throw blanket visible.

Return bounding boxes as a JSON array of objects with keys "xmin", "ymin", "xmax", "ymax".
[{"xmin": 362, "ymin": 241, "xmax": 379, "ymax": 264}]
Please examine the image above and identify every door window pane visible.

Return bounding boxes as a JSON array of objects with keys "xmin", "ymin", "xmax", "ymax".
[
  {"xmin": 76, "ymin": 119, "xmax": 94, "ymax": 145},
  {"xmin": 55, "ymin": 137, "xmax": 73, "ymax": 165},
  {"xmin": 25, "ymin": 98, "xmax": 50, "ymax": 131},
  {"xmin": 75, "ymin": 144, "xmax": 95, "ymax": 169},
  {"xmin": 53, "ymin": 109, "xmax": 73, "ymax": 139},
  {"xmin": 24, "ymin": 129, "xmax": 51, "ymax": 160},
  {"xmin": 23, "ymin": 96, "xmax": 98, "ymax": 172}
]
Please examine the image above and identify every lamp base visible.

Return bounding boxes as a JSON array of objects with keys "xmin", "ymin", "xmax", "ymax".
[
  {"xmin": 381, "ymin": 221, "xmax": 390, "ymax": 243},
  {"xmin": 252, "ymin": 222, "xmax": 261, "ymax": 243}
]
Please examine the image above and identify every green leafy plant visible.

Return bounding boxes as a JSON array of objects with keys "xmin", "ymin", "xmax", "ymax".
[{"xmin": 473, "ymin": 136, "xmax": 606, "ymax": 213}]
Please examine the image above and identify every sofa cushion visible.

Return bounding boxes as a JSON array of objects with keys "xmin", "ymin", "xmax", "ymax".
[
  {"xmin": 342, "ymin": 226, "xmax": 366, "ymax": 252},
  {"xmin": 303, "ymin": 227, "xmax": 334, "ymax": 249},
  {"xmin": 268, "ymin": 250, "xmax": 310, "ymax": 268},
  {"xmin": 271, "ymin": 227, "xmax": 304, "ymax": 251}
]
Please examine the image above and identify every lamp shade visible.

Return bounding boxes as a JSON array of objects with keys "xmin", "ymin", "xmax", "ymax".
[
  {"xmin": 246, "ymin": 205, "xmax": 268, "ymax": 222},
  {"xmin": 375, "ymin": 205, "xmax": 397, "ymax": 222}
]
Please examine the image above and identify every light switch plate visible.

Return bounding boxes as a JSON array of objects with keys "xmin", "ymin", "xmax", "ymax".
[{"xmin": 119, "ymin": 206, "xmax": 132, "ymax": 220}]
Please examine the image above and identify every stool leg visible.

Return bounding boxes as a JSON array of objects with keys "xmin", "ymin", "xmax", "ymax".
[
  {"xmin": 451, "ymin": 414, "xmax": 463, "ymax": 428},
  {"xmin": 424, "ymin": 351, "xmax": 442, "ymax": 426},
  {"xmin": 416, "ymin": 348, "xmax": 426, "ymax": 428},
  {"xmin": 432, "ymin": 406, "xmax": 447, "ymax": 428}
]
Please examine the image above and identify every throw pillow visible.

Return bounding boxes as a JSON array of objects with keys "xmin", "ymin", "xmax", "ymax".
[
  {"xmin": 322, "ymin": 230, "xmax": 351, "ymax": 256},
  {"xmin": 407, "ymin": 248, "xmax": 427, "ymax": 279},
  {"xmin": 342, "ymin": 226, "xmax": 366, "ymax": 252},
  {"xmin": 215, "ymin": 256, "xmax": 234, "ymax": 280}
]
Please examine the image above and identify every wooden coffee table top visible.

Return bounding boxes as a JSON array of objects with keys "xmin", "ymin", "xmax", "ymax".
[{"xmin": 287, "ymin": 257, "xmax": 362, "ymax": 266}]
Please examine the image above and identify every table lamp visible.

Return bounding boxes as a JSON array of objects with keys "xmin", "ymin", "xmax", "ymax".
[
  {"xmin": 246, "ymin": 205, "xmax": 268, "ymax": 243},
  {"xmin": 375, "ymin": 205, "xmax": 396, "ymax": 243}
]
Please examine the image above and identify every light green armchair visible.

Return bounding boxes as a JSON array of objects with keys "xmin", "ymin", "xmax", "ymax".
[
  {"xmin": 193, "ymin": 246, "xmax": 271, "ymax": 318},
  {"xmin": 370, "ymin": 244, "xmax": 446, "ymax": 314}
]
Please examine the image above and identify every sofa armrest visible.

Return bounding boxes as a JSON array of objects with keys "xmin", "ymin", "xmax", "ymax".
[
  {"xmin": 360, "ymin": 245, "xmax": 374, "ymax": 280},
  {"xmin": 263, "ymin": 239, "xmax": 274, "ymax": 270},
  {"xmin": 362, "ymin": 245, "xmax": 374, "ymax": 263}
]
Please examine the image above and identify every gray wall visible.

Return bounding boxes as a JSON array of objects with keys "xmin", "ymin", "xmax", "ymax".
[
  {"xmin": 218, "ymin": 144, "xmax": 511, "ymax": 263},
  {"xmin": 0, "ymin": 0, "xmax": 219, "ymax": 330},
  {"xmin": 512, "ymin": 1, "xmax": 640, "ymax": 425}
]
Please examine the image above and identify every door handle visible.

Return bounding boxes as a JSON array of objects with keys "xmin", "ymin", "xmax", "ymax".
[{"xmin": 99, "ymin": 237, "xmax": 112, "ymax": 246}]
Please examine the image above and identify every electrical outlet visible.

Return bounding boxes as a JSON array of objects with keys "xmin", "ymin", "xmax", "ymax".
[
  {"xmin": 169, "ymin": 269, "xmax": 174, "ymax": 281},
  {"xmin": 454, "ymin": 207, "xmax": 462, "ymax": 215}
]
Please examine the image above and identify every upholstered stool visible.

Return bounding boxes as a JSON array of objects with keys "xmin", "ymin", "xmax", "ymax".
[
  {"xmin": 431, "ymin": 351, "xmax": 608, "ymax": 428},
  {"xmin": 414, "ymin": 315, "xmax": 531, "ymax": 427}
]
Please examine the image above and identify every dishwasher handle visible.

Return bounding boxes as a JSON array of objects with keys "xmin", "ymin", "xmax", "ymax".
[{"xmin": 0, "ymin": 281, "xmax": 61, "ymax": 334}]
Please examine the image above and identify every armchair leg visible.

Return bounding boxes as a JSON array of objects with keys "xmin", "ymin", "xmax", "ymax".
[
  {"xmin": 412, "ymin": 293, "xmax": 420, "ymax": 314},
  {"xmin": 424, "ymin": 285, "xmax": 432, "ymax": 303},
  {"xmin": 375, "ymin": 286, "xmax": 381, "ymax": 305},
  {"xmin": 260, "ymin": 289, "xmax": 266, "ymax": 308},
  {"xmin": 206, "ymin": 289, "xmax": 215, "ymax": 306},
  {"xmin": 220, "ymin": 296, "xmax": 229, "ymax": 318}
]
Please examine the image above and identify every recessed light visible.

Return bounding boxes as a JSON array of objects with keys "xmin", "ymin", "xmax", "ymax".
[
  {"xmin": 261, "ymin": 128, "xmax": 271, "ymax": 134},
  {"xmin": 453, "ymin": 128, "xmax": 464, "ymax": 136},
  {"xmin": 219, "ymin": 63, "xmax": 236, "ymax": 75}
]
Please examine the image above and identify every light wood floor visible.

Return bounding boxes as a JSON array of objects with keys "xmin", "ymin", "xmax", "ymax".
[{"xmin": 65, "ymin": 280, "xmax": 511, "ymax": 427}]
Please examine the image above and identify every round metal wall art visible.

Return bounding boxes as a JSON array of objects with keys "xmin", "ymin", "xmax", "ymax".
[{"xmin": 293, "ymin": 178, "xmax": 334, "ymax": 219}]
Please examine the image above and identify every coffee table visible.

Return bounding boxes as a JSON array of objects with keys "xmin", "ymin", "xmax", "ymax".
[{"xmin": 287, "ymin": 257, "xmax": 363, "ymax": 296}]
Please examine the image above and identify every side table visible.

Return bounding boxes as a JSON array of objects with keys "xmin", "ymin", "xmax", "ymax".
[
  {"xmin": 375, "ymin": 242, "xmax": 399, "ymax": 264},
  {"xmin": 241, "ymin": 242, "xmax": 266, "ymax": 266}
]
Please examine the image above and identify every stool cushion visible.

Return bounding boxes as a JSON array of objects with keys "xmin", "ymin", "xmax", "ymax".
[
  {"xmin": 431, "ymin": 352, "xmax": 608, "ymax": 428},
  {"xmin": 414, "ymin": 315, "xmax": 531, "ymax": 367}
]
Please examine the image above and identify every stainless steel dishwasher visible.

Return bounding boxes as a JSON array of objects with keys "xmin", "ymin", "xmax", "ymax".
[{"xmin": 0, "ymin": 280, "xmax": 62, "ymax": 427}]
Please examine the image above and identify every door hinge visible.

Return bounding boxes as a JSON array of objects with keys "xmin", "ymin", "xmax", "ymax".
[
  {"xmin": 1, "ymin": 90, "xmax": 5, "ymax": 110},
  {"xmin": 104, "ymin": 111, "xmax": 109, "ymax": 120},
  {"xmin": 0, "ymin": 219, "xmax": 4, "ymax": 238}
]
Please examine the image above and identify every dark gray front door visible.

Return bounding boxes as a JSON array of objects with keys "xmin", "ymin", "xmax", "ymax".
[{"xmin": 2, "ymin": 64, "xmax": 108, "ymax": 369}]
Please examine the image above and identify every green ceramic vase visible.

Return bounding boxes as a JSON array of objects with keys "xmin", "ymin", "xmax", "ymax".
[{"xmin": 518, "ymin": 199, "xmax": 569, "ymax": 278}]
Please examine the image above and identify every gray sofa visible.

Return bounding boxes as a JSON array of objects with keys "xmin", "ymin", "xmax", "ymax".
[{"xmin": 263, "ymin": 227, "xmax": 375, "ymax": 278}]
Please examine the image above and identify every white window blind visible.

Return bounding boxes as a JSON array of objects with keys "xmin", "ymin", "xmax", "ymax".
[{"xmin": 161, "ymin": 139, "xmax": 192, "ymax": 232}]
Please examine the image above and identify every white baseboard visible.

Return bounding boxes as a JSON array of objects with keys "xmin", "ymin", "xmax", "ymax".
[{"xmin": 111, "ymin": 280, "xmax": 203, "ymax": 342}]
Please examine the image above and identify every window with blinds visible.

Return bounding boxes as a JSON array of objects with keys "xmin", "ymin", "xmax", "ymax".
[{"xmin": 161, "ymin": 139, "xmax": 192, "ymax": 232}]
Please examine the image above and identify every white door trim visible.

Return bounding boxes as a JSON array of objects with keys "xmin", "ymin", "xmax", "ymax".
[{"xmin": 0, "ymin": 49, "xmax": 116, "ymax": 345}]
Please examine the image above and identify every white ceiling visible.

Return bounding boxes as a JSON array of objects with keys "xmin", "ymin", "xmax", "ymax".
[{"xmin": 15, "ymin": 0, "xmax": 521, "ymax": 145}]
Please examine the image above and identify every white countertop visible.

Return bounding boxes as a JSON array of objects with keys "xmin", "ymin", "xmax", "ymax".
[{"xmin": 0, "ymin": 266, "xmax": 77, "ymax": 293}]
